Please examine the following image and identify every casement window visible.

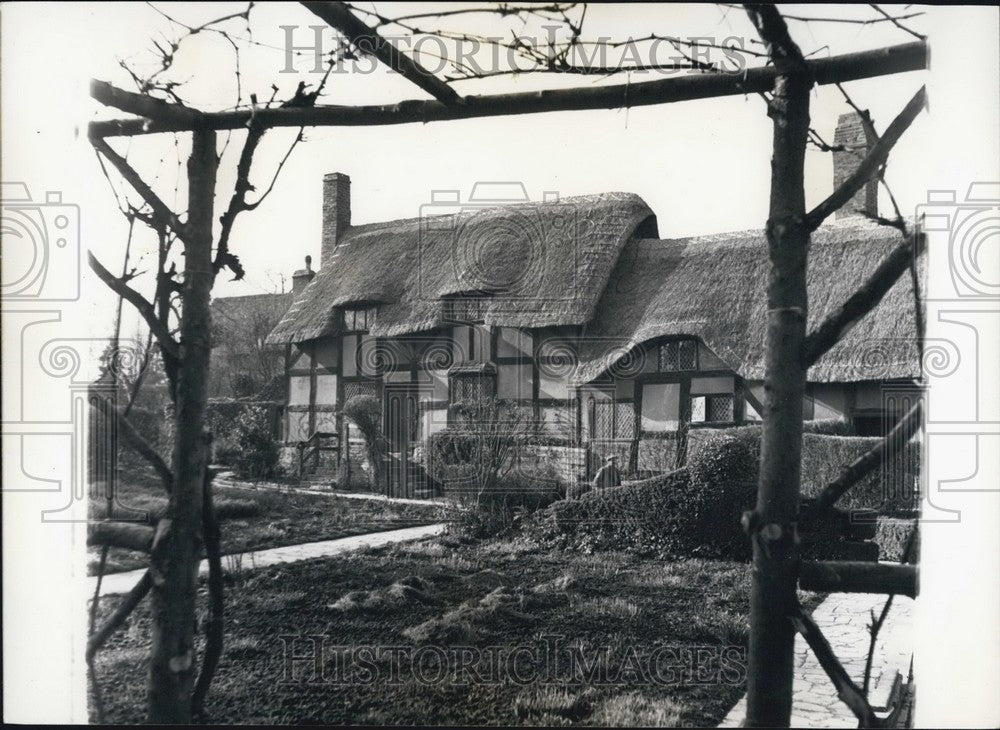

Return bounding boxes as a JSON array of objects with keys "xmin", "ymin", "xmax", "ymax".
[
  {"xmin": 450, "ymin": 371, "xmax": 496, "ymax": 401},
  {"xmin": 342, "ymin": 306, "xmax": 377, "ymax": 333},
  {"xmin": 640, "ymin": 382, "xmax": 681, "ymax": 432},
  {"xmin": 690, "ymin": 376, "xmax": 736, "ymax": 424},
  {"xmin": 657, "ymin": 338, "xmax": 699, "ymax": 372},
  {"xmin": 582, "ymin": 387, "xmax": 636, "ymax": 442},
  {"xmin": 443, "ymin": 295, "xmax": 486, "ymax": 324}
]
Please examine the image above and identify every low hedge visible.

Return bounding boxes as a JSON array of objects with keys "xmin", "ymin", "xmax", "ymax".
[
  {"xmin": 537, "ymin": 432, "xmax": 757, "ymax": 560},
  {"xmin": 874, "ymin": 517, "xmax": 919, "ymax": 562},
  {"xmin": 687, "ymin": 425, "xmax": 919, "ymax": 515}
]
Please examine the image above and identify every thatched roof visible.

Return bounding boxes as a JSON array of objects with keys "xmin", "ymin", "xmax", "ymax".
[
  {"xmin": 575, "ymin": 218, "xmax": 923, "ymax": 383},
  {"xmin": 266, "ymin": 192, "xmax": 656, "ymax": 345}
]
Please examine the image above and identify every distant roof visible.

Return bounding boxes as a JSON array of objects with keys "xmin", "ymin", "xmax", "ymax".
[
  {"xmin": 575, "ymin": 219, "xmax": 922, "ymax": 383},
  {"xmin": 212, "ymin": 290, "xmax": 294, "ymax": 351},
  {"xmin": 266, "ymin": 192, "xmax": 657, "ymax": 345}
]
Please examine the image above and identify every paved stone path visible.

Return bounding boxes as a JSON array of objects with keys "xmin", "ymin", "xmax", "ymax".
[
  {"xmin": 720, "ymin": 589, "xmax": 914, "ymax": 728},
  {"xmin": 88, "ymin": 523, "xmax": 447, "ymax": 598}
]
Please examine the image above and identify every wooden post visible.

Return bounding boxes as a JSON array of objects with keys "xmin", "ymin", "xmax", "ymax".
[
  {"xmin": 147, "ymin": 129, "xmax": 217, "ymax": 723},
  {"xmin": 744, "ymin": 57, "xmax": 813, "ymax": 729}
]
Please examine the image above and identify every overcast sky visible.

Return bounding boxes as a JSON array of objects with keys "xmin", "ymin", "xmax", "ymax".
[{"xmin": 1, "ymin": 2, "xmax": 950, "ymax": 347}]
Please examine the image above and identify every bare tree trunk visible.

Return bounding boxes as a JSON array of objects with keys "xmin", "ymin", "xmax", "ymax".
[
  {"xmin": 147, "ymin": 129, "xmax": 217, "ymax": 723},
  {"xmin": 745, "ymin": 70, "xmax": 812, "ymax": 727}
]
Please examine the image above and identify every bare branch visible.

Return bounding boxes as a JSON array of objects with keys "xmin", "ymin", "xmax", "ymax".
[
  {"xmin": 89, "ymin": 136, "xmax": 190, "ymax": 240},
  {"xmin": 303, "ymin": 1, "xmax": 462, "ymax": 104},
  {"xmin": 869, "ymin": 4, "xmax": 926, "ymax": 41},
  {"xmin": 86, "ymin": 571, "xmax": 153, "ymax": 662},
  {"xmin": 91, "ymin": 79, "xmax": 203, "ymax": 125},
  {"xmin": 89, "ymin": 251, "xmax": 180, "ymax": 361},
  {"xmin": 89, "ymin": 41, "xmax": 928, "ymax": 138},
  {"xmin": 805, "ymin": 86, "xmax": 926, "ymax": 230},
  {"xmin": 790, "ymin": 602, "xmax": 881, "ymax": 727}
]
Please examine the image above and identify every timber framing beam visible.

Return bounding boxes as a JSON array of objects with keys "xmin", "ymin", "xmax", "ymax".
[
  {"xmin": 799, "ymin": 560, "xmax": 919, "ymax": 599},
  {"xmin": 89, "ymin": 40, "xmax": 927, "ymax": 138}
]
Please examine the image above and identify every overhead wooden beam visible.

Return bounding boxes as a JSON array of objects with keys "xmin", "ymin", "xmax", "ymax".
[
  {"xmin": 89, "ymin": 40, "xmax": 927, "ymax": 138},
  {"xmin": 799, "ymin": 560, "xmax": 919, "ymax": 598},
  {"xmin": 302, "ymin": 1, "xmax": 461, "ymax": 105},
  {"xmin": 88, "ymin": 522, "xmax": 156, "ymax": 552}
]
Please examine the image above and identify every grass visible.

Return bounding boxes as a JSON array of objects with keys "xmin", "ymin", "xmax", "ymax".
[
  {"xmin": 88, "ymin": 466, "xmax": 453, "ymax": 575},
  {"xmin": 88, "ymin": 531, "xmax": 826, "ymax": 725}
]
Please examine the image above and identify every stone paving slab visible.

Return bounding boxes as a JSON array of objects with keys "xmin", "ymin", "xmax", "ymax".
[
  {"xmin": 87, "ymin": 523, "xmax": 447, "ymax": 598},
  {"xmin": 719, "ymin": 588, "xmax": 914, "ymax": 728}
]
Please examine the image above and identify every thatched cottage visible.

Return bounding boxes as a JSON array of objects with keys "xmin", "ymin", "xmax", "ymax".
[{"xmin": 266, "ymin": 113, "xmax": 922, "ymax": 489}]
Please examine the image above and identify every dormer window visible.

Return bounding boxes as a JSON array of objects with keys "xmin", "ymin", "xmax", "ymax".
[
  {"xmin": 343, "ymin": 306, "xmax": 377, "ymax": 333},
  {"xmin": 443, "ymin": 294, "xmax": 486, "ymax": 324}
]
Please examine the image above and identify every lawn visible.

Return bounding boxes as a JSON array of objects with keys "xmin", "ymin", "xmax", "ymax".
[
  {"xmin": 89, "ymin": 530, "xmax": 823, "ymax": 725},
  {"xmin": 88, "ymin": 467, "xmax": 453, "ymax": 575}
]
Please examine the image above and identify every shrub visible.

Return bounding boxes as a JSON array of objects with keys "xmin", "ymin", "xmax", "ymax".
[
  {"xmin": 438, "ymin": 398, "xmax": 534, "ymax": 506},
  {"xmin": 342, "ymin": 395, "xmax": 387, "ymax": 491},
  {"xmin": 531, "ymin": 433, "xmax": 756, "ymax": 559},
  {"xmin": 687, "ymin": 426, "xmax": 920, "ymax": 515},
  {"xmin": 227, "ymin": 405, "xmax": 281, "ymax": 480},
  {"xmin": 875, "ymin": 518, "xmax": 919, "ymax": 562}
]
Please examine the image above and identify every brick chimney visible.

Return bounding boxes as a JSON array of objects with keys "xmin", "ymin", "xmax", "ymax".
[
  {"xmin": 291, "ymin": 255, "xmax": 315, "ymax": 295},
  {"xmin": 322, "ymin": 172, "xmax": 351, "ymax": 266},
  {"xmin": 832, "ymin": 112, "xmax": 878, "ymax": 220}
]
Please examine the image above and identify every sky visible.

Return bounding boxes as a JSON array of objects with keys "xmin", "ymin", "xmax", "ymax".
[{"xmin": 2, "ymin": 2, "xmax": 938, "ymax": 345}]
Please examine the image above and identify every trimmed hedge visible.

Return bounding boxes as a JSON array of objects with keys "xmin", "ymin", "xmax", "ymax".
[
  {"xmin": 688, "ymin": 425, "xmax": 919, "ymax": 515},
  {"xmin": 875, "ymin": 518, "xmax": 919, "ymax": 562},
  {"xmin": 536, "ymin": 432, "xmax": 757, "ymax": 560}
]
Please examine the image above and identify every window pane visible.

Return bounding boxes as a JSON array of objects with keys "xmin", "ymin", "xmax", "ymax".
[
  {"xmin": 419, "ymin": 408, "xmax": 449, "ymax": 441},
  {"xmin": 679, "ymin": 340, "xmax": 697, "ymax": 370},
  {"xmin": 498, "ymin": 363, "xmax": 533, "ymax": 400},
  {"xmin": 708, "ymin": 395, "xmax": 734, "ymax": 422},
  {"xmin": 315, "ymin": 374, "xmax": 338, "ymax": 405},
  {"xmin": 615, "ymin": 402, "xmax": 636, "ymax": 440},
  {"xmin": 690, "ymin": 376, "xmax": 734, "ymax": 395},
  {"xmin": 342, "ymin": 334, "xmax": 358, "ymax": 376},
  {"xmin": 497, "ymin": 327, "xmax": 532, "ymax": 358},
  {"xmin": 641, "ymin": 383, "xmax": 680, "ymax": 431},
  {"xmin": 691, "ymin": 396, "xmax": 706, "ymax": 423},
  {"xmin": 659, "ymin": 342, "xmax": 678, "ymax": 371},
  {"xmin": 344, "ymin": 381, "xmax": 378, "ymax": 401},
  {"xmin": 288, "ymin": 375, "xmax": 311, "ymax": 406}
]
